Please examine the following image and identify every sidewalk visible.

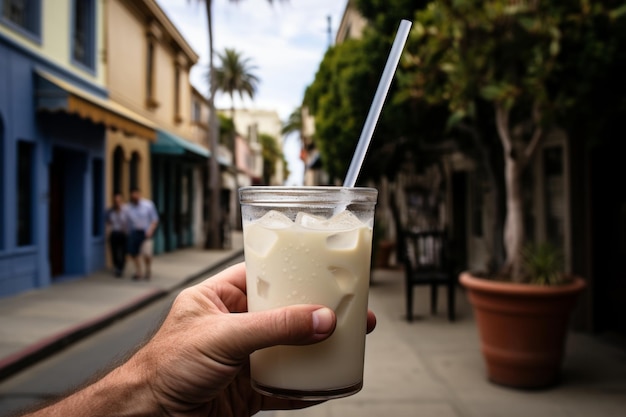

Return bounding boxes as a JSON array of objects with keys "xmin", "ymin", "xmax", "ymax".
[
  {"xmin": 0, "ymin": 232, "xmax": 244, "ymax": 380},
  {"xmin": 2, "ymin": 244, "xmax": 625, "ymax": 416},
  {"xmin": 270, "ymin": 268, "xmax": 626, "ymax": 417}
]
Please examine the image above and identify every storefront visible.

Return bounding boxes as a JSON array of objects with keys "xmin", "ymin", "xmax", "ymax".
[
  {"xmin": 0, "ymin": 43, "xmax": 154, "ymax": 297},
  {"xmin": 150, "ymin": 130, "xmax": 209, "ymax": 254}
]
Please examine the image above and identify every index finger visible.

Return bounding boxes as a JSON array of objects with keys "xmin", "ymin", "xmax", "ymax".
[
  {"xmin": 189, "ymin": 262, "xmax": 248, "ymax": 313},
  {"xmin": 198, "ymin": 262, "xmax": 377, "ymax": 333},
  {"xmin": 209, "ymin": 261, "xmax": 248, "ymax": 293}
]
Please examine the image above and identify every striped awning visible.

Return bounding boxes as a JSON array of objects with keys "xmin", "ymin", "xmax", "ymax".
[{"xmin": 35, "ymin": 70, "xmax": 156, "ymax": 141}]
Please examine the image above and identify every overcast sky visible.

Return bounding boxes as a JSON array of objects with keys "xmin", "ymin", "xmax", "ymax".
[
  {"xmin": 155, "ymin": 0, "xmax": 348, "ymax": 184},
  {"xmin": 155, "ymin": 0, "xmax": 347, "ymax": 121}
]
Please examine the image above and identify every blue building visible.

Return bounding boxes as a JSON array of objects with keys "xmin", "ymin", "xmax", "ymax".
[{"xmin": 0, "ymin": 0, "xmax": 153, "ymax": 297}]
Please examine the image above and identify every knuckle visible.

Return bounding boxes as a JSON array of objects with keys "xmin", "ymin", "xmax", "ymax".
[{"xmin": 273, "ymin": 308, "xmax": 310, "ymax": 342}]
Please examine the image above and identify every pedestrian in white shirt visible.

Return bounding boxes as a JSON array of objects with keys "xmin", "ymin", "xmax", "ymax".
[{"xmin": 126, "ymin": 187, "xmax": 159, "ymax": 280}]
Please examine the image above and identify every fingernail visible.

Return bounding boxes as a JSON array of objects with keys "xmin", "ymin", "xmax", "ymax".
[{"xmin": 312, "ymin": 308, "xmax": 335, "ymax": 334}]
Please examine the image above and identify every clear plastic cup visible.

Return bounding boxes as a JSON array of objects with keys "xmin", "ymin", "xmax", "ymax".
[{"xmin": 239, "ymin": 186, "xmax": 378, "ymax": 400}]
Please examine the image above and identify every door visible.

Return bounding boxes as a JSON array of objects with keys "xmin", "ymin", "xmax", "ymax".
[
  {"xmin": 591, "ymin": 139, "xmax": 626, "ymax": 334},
  {"xmin": 49, "ymin": 156, "xmax": 64, "ymax": 277},
  {"xmin": 451, "ymin": 172, "xmax": 468, "ymax": 273},
  {"xmin": 48, "ymin": 147, "xmax": 87, "ymax": 278}
]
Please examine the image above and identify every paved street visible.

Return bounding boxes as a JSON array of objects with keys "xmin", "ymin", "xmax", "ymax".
[
  {"xmin": 0, "ymin": 232, "xmax": 245, "ymax": 381},
  {"xmin": 0, "ymin": 258, "xmax": 245, "ymax": 417}
]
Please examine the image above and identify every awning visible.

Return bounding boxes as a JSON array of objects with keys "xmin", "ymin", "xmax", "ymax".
[
  {"xmin": 152, "ymin": 129, "xmax": 210, "ymax": 158},
  {"xmin": 35, "ymin": 70, "xmax": 156, "ymax": 141}
]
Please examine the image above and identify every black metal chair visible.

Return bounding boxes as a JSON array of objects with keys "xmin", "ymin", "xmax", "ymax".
[
  {"xmin": 389, "ymin": 191, "xmax": 456, "ymax": 321},
  {"xmin": 401, "ymin": 229, "xmax": 456, "ymax": 322}
]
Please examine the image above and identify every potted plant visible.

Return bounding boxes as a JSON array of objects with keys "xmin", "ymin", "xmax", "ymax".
[
  {"xmin": 400, "ymin": 1, "xmax": 622, "ymax": 388},
  {"xmin": 460, "ymin": 244, "xmax": 585, "ymax": 388}
]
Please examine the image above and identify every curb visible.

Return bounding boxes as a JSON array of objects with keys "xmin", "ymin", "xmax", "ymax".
[
  {"xmin": 0, "ymin": 250, "xmax": 243, "ymax": 382},
  {"xmin": 0, "ymin": 289, "xmax": 166, "ymax": 381}
]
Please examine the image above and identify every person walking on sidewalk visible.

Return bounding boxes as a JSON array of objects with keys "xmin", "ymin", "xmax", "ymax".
[
  {"xmin": 126, "ymin": 187, "xmax": 159, "ymax": 281},
  {"xmin": 105, "ymin": 192, "xmax": 129, "ymax": 278}
]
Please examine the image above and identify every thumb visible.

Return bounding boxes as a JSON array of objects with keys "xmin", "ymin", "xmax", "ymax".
[{"xmin": 224, "ymin": 305, "xmax": 336, "ymax": 360}]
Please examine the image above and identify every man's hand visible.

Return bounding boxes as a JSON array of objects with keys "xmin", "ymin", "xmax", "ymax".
[
  {"xmin": 131, "ymin": 262, "xmax": 376, "ymax": 416},
  {"xmin": 19, "ymin": 263, "xmax": 376, "ymax": 417},
  {"xmin": 145, "ymin": 221, "xmax": 158, "ymax": 239}
]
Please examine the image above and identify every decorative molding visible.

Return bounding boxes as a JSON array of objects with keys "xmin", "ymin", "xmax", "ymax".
[{"xmin": 146, "ymin": 19, "xmax": 162, "ymax": 41}]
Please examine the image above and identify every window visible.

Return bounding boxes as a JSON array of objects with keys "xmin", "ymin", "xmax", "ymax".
[
  {"xmin": 92, "ymin": 158, "xmax": 103, "ymax": 237},
  {"xmin": 181, "ymin": 172, "xmax": 189, "ymax": 215},
  {"xmin": 192, "ymin": 98, "xmax": 201, "ymax": 123},
  {"xmin": 17, "ymin": 140, "xmax": 35, "ymax": 246},
  {"xmin": 343, "ymin": 23, "xmax": 352, "ymax": 40},
  {"xmin": 145, "ymin": 39, "xmax": 158, "ymax": 109},
  {"xmin": 72, "ymin": 0, "xmax": 96, "ymax": 70},
  {"xmin": 174, "ymin": 65, "xmax": 182, "ymax": 123},
  {"xmin": 1, "ymin": 0, "xmax": 41, "ymax": 41},
  {"xmin": 112, "ymin": 146, "xmax": 124, "ymax": 194},
  {"xmin": 129, "ymin": 152, "xmax": 140, "ymax": 190}
]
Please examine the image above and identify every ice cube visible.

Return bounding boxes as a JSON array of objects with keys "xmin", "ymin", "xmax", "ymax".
[
  {"xmin": 257, "ymin": 276, "xmax": 270, "ymax": 299},
  {"xmin": 244, "ymin": 224, "xmax": 277, "ymax": 257},
  {"xmin": 328, "ymin": 266, "xmax": 357, "ymax": 293},
  {"xmin": 327, "ymin": 229, "xmax": 360, "ymax": 250},
  {"xmin": 295, "ymin": 212, "xmax": 327, "ymax": 229},
  {"xmin": 326, "ymin": 210, "xmax": 363, "ymax": 230},
  {"xmin": 257, "ymin": 210, "xmax": 293, "ymax": 229}
]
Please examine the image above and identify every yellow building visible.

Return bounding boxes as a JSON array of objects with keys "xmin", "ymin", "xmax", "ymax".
[
  {"xmin": 335, "ymin": 0, "xmax": 367, "ymax": 43},
  {"xmin": 104, "ymin": 0, "xmax": 198, "ymax": 202},
  {"xmin": 105, "ymin": 0, "xmax": 209, "ymax": 253}
]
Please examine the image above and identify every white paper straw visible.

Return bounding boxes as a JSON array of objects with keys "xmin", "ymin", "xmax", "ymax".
[{"xmin": 343, "ymin": 19, "xmax": 412, "ymax": 188}]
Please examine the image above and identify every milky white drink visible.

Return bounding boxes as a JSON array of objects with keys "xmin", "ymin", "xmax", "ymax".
[{"xmin": 240, "ymin": 187, "xmax": 377, "ymax": 400}]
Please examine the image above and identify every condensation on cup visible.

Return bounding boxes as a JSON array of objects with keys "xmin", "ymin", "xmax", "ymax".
[{"xmin": 239, "ymin": 186, "xmax": 378, "ymax": 400}]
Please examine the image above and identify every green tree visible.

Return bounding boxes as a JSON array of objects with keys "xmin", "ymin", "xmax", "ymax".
[
  {"xmin": 304, "ymin": 39, "xmax": 372, "ymax": 182},
  {"xmin": 281, "ymin": 106, "xmax": 302, "ymax": 137},
  {"xmin": 304, "ymin": 0, "xmax": 440, "ymax": 184},
  {"xmin": 218, "ymin": 113, "xmax": 236, "ymax": 151},
  {"xmin": 406, "ymin": 0, "xmax": 626, "ymax": 280},
  {"xmin": 356, "ymin": 0, "xmax": 429, "ymax": 34},
  {"xmin": 259, "ymin": 133, "xmax": 289, "ymax": 185},
  {"xmin": 214, "ymin": 48, "xmax": 260, "ymax": 115},
  {"xmin": 214, "ymin": 48, "xmax": 259, "ymax": 170}
]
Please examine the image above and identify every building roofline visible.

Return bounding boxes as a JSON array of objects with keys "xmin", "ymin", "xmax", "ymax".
[
  {"xmin": 125, "ymin": 0, "xmax": 200, "ymax": 64},
  {"xmin": 191, "ymin": 86, "xmax": 209, "ymax": 104}
]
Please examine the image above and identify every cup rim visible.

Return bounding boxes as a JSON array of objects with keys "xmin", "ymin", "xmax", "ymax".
[
  {"xmin": 239, "ymin": 186, "xmax": 377, "ymax": 191},
  {"xmin": 239, "ymin": 186, "xmax": 378, "ymax": 205}
]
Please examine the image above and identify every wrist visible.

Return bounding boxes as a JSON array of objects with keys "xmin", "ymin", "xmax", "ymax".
[
  {"xmin": 87, "ymin": 362, "xmax": 157, "ymax": 417},
  {"xmin": 106, "ymin": 354, "xmax": 159, "ymax": 417},
  {"xmin": 80, "ymin": 356, "xmax": 158, "ymax": 417},
  {"xmin": 26, "ymin": 360, "xmax": 157, "ymax": 417}
]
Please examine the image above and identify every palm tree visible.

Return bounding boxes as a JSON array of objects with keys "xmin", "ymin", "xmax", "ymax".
[
  {"xmin": 194, "ymin": 0, "xmax": 280, "ymax": 249},
  {"xmin": 281, "ymin": 106, "xmax": 302, "ymax": 137},
  {"xmin": 214, "ymin": 48, "xmax": 260, "ymax": 118}
]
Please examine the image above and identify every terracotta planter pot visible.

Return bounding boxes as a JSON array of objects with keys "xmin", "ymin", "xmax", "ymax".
[{"xmin": 460, "ymin": 272, "xmax": 586, "ymax": 389}]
